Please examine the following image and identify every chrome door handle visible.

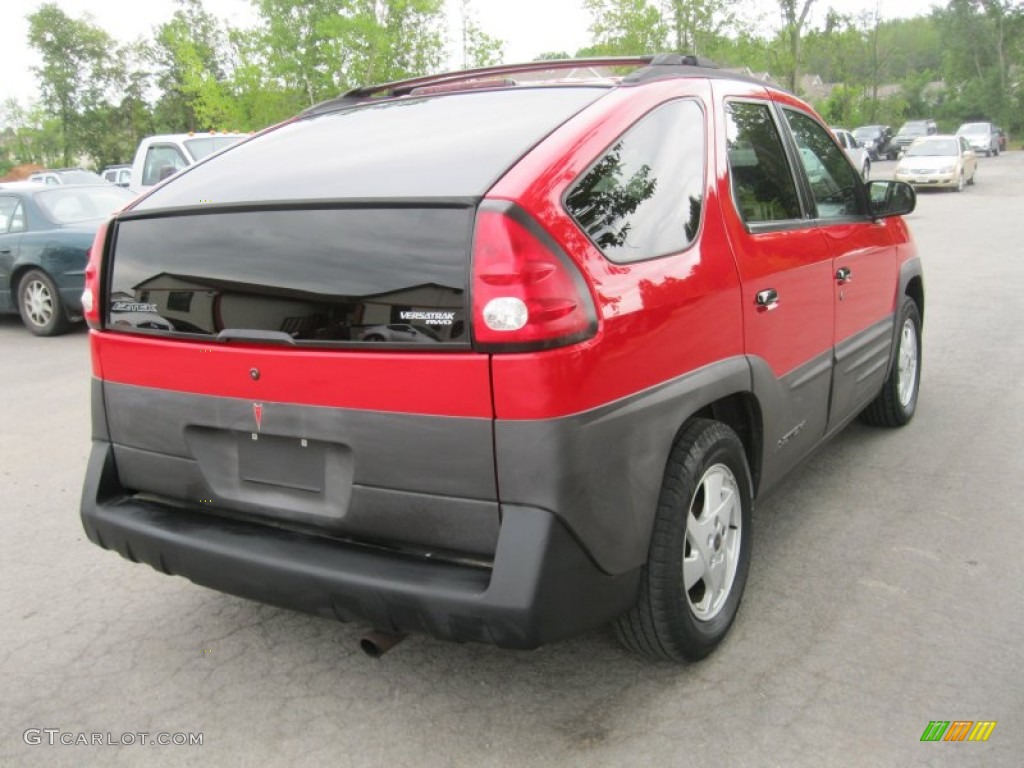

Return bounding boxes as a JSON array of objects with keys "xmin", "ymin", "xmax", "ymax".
[
  {"xmin": 836, "ymin": 267, "xmax": 852, "ymax": 283},
  {"xmin": 755, "ymin": 289, "xmax": 779, "ymax": 310}
]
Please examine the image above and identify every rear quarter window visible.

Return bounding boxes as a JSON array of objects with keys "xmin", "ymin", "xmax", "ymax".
[{"xmin": 564, "ymin": 99, "xmax": 706, "ymax": 263}]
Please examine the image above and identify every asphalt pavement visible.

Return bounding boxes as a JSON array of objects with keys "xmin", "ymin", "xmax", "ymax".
[{"xmin": 1, "ymin": 153, "xmax": 1022, "ymax": 767}]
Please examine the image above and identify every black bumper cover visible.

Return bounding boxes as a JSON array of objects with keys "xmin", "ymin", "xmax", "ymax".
[{"xmin": 80, "ymin": 442, "xmax": 640, "ymax": 649}]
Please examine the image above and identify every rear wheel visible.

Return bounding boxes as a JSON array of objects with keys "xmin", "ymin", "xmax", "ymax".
[
  {"xmin": 859, "ymin": 298, "xmax": 922, "ymax": 427},
  {"xmin": 615, "ymin": 419, "xmax": 753, "ymax": 662},
  {"xmin": 17, "ymin": 269, "xmax": 70, "ymax": 337}
]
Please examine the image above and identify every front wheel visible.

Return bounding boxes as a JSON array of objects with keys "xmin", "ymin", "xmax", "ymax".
[
  {"xmin": 18, "ymin": 269, "xmax": 70, "ymax": 336},
  {"xmin": 615, "ymin": 419, "xmax": 753, "ymax": 662},
  {"xmin": 859, "ymin": 298, "xmax": 922, "ymax": 427}
]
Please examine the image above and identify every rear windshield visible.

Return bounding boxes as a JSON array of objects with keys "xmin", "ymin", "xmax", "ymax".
[
  {"xmin": 183, "ymin": 136, "xmax": 245, "ymax": 160},
  {"xmin": 898, "ymin": 123, "xmax": 929, "ymax": 136},
  {"xmin": 37, "ymin": 187, "xmax": 133, "ymax": 224},
  {"xmin": 108, "ymin": 208, "xmax": 473, "ymax": 345},
  {"xmin": 133, "ymin": 87, "xmax": 606, "ymax": 209}
]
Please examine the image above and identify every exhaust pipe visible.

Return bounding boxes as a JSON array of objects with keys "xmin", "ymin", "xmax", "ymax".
[{"xmin": 360, "ymin": 630, "xmax": 407, "ymax": 658}]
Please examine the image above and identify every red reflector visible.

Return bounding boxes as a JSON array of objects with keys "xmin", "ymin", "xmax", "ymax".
[{"xmin": 471, "ymin": 207, "xmax": 596, "ymax": 350}]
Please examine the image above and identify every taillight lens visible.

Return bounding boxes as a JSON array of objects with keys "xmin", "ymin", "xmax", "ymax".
[
  {"xmin": 83, "ymin": 219, "xmax": 110, "ymax": 329},
  {"xmin": 471, "ymin": 205, "xmax": 597, "ymax": 351}
]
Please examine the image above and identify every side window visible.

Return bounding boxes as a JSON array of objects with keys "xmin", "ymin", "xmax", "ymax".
[
  {"xmin": 565, "ymin": 99, "xmax": 705, "ymax": 263},
  {"xmin": 142, "ymin": 145, "xmax": 188, "ymax": 186},
  {"xmin": 0, "ymin": 197, "xmax": 17, "ymax": 233},
  {"xmin": 9, "ymin": 202, "xmax": 26, "ymax": 233},
  {"xmin": 784, "ymin": 110, "xmax": 862, "ymax": 220},
  {"xmin": 724, "ymin": 101, "xmax": 802, "ymax": 224}
]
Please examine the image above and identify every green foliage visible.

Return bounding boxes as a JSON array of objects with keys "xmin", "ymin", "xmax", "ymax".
[
  {"xmin": 582, "ymin": 0, "xmax": 668, "ymax": 55},
  {"xmin": 7, "ymin": 0, "xmax": 1024, "ymax": 173},
  {"xmin": 27, "ymin": 3, "xmax": 115, "ymax": 165}
]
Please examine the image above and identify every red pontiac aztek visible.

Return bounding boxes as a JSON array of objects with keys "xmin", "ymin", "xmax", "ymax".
[{"xmin": 80, "ymin": 55, "xmax": 923, "ymax": 662}]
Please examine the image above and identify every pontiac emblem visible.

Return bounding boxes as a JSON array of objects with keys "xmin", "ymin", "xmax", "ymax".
[{"xmin": 253, "ymin": 403, "xmax": 264, "ymax": 431}]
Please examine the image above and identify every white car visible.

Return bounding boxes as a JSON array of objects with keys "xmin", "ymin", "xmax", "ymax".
[
  {"xmin": 895, "ymin": 135, "xmax": 977, "ymax": 192},
  {"xmin": 832, "ymin": 128, "xmax": 871, "ymax": 180},
  {"xmin": 128, "ymin": 132, "xmax": 248, "ymax": 194}
]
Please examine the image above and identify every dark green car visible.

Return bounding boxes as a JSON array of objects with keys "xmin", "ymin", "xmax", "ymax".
[{"xmin": 0, "ymin": 182, "xmax": 133, "ymax": 335}]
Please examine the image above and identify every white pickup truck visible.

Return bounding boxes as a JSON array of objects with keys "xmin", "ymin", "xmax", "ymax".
[{"xmin": 129, "ymin": 132, "xmax": 248, "ymax": 194}]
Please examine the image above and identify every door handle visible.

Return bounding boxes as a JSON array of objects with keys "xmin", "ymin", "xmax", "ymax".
[
  {"xmin": 836, "ymin": 267, "xmax": 852, "ymax": 283},
  {"xmin": 755, "ymin": 289, "xmax": 779, "ymax": 311}
]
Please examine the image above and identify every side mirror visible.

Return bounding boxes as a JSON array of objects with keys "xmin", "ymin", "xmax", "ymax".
[{"xmin": 866, "ymin": 180, "xmax": 916, "ymax": 218}]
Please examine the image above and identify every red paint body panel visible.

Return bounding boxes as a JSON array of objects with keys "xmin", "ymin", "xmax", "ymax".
[
  {"xmin": 825, "ymin": 219, "xmax": 899, "ymax": 345},
  {"xmin": 90, "ymin": 332, "xmax": 494, "ymax": 418},
  {"xmin": 488, "ymin": 80, "xmax": 744, "ymax": 419}
]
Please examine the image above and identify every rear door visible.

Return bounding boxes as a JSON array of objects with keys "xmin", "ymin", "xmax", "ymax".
[
  {"xmin": 714, "ymin": 84, "xmax": 834, "ymax": 486},
  {"xmin": 0, "ymin": 195, "xmax": 25, "ymax": 312},
  {"xmin": 781, "ymin": 107, "xmax": 899, "ymax": 429}
]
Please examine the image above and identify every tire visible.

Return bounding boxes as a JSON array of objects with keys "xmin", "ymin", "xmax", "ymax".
[
  {"xmin": 862, "ymin": 159, "xmax": 871, "ymax": 181},
  {"xmin": 615, "ymin": 419, "xmax": 753, "ymax": 662},
  {"xmin": 967, "ymin": 168, "xmax": 976, "ymax": 186},
  {"xmin": 859, "ymin": 298, "xmax": 922, "ymax": 428},
  {"xmin": 17, "ymin": 269, "xmax": 71, "ymax": 337},
  {"xmin": 954, "ymin": 171, "xmax": 964, "ymax": 192}
]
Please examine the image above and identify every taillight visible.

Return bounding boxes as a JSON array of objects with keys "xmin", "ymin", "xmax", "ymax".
[
  {"xmin": 471, "ymin": 203, "xmax": 597, "ymax": 351},
  {"xmin": 83, "ymin": 219, "xmax": 110, "ymax": 329}
]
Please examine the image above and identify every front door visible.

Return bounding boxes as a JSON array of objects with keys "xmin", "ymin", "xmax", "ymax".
[
  {"xmin": 781, "ymin": 108, "xmax": 900, "ymax": 429},
  {"xmin": 713, "ymin": 85, "xmax": 835, "ymax": 487}
]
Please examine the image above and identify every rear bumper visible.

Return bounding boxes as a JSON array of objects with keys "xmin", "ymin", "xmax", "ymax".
[{"xmin": 80, "ymin": 442, "xmax": 639, "ymax": 649}]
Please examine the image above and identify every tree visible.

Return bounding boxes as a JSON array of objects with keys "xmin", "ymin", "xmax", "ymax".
[
  {"xmin": 663, "ymin": 0, "xmax": 738, "ymax": 57},
  {"xmin": 582, "ymin": 0, "xmax": 668, "ymax": 55},
  {"xmin": 27, "ymin": 4, "xmax": 115, "ymax": 165},
  {"xmin": 151, "ymin": 0, "xmax": 233, "ymax": 131},
  {"xmin": 775, "ymin": 0, "xmax": 816, "ymax": 92},
  {"xmin": 459, "ymin": 0, "xmax": 505, "ymax": 68}
]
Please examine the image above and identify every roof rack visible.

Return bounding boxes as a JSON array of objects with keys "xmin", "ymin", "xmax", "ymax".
[{"xmin": 301, "ymin": 54, "xmax": 722, "ymax": 117}]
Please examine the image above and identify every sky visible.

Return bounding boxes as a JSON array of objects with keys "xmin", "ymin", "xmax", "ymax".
[{"xmin": 0, "ymin": 0, "xmax": 943, "ymax": 107}]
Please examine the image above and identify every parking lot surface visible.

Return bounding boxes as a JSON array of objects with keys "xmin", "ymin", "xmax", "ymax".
[{"xmin": 2, "ymin": 154, "xmax": 1022, "ymax": 767}]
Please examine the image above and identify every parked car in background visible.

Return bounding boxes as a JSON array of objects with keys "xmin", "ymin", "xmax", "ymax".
[
  {"xmin": 832, "ymin": 127, "xmax": 871, "ymax": 179},
  {"xmin": 956, "ymin": 121, "xmax": 1000, "ymax": 157},
  {"xmin": 358, "ymin": 323, "xmax": 443, "ymax": 343},
  {"xmin": 895, "ymin": 135, "xmax": 977, "ymax": 192},
  {"xmin": 81, "ymin": 55, "xmax": 923, "ymax": 663},
  {"xmin": 852, "ymin": 124, "xmax": 895, "ymax": 160},
  {"xmin": 994, "ymin": 127, "xmax": 1008, "ymax": 152},
  {"xmin": 102, "ymin": 165, "xmax": 132, "ymax": 187},
  {"xmin": 892, "ymin": 120, "xmax": 938, "ymax": 155},
  {"xmin": 0, "ymin": 182, "xmax": 133, "ymax": 335},
  {"xmin": 28, "ymin": 168, "xmax": 107, "ymax": 186},
  {"xmin": 129, "ymin": 132, "xmax": 249, "ymax": 194}
]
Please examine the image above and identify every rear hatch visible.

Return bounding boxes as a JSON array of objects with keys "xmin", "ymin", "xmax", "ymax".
[{"xmin": 92, "ymin": 86, "xmax": 606, "ymax": 562}]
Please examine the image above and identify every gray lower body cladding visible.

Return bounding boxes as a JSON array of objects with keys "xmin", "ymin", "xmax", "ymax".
[{"xmin": 81, "ymin": 442, "xmax": 639, "ymax": 648}]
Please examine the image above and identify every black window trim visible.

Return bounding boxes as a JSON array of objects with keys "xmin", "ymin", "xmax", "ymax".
[
  {"xmin": 561, "ymin": 96, "xmax": 709, "ymax": 265},
  {"xmin": 775, "ymin": 103, "xmax": 871, "ymax": 226}
]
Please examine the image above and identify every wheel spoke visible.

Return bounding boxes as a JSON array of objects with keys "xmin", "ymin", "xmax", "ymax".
[{"xmin": 682, "ymin": 534, "xmax": 707, "ymax": 592}]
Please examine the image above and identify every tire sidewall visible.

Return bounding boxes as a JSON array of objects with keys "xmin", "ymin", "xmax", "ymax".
[
  {"xmin": 893, "ymin": 299, "xmax": 923, "ymax": 422},
  {"xmin": 658, "ymin": 425, "xmax": 753, "ymax": 658}
]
